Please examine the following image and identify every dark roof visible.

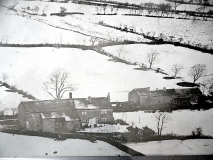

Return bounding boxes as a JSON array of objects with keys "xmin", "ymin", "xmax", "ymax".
[
  {"xmin": 151, "ymin": 89, "xmax": 176, "ymax": 96},
  {"xmin": 20, "ymin": 99, "xmax": 75, "ymax": 112},
  {"xmin": 175, "ymin": 88, "xmax": 202, "ymax": 97},
  {"xmin": 19, "ymin": 99, "xmax": 80, "ymax": 121},
  {"xmin": 131, "ymin": 87, "xmax": 202, "ymax": 97}
]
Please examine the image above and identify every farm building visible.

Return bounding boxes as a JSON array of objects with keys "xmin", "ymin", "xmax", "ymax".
[
  {"xmin": 72, "ymin": 93, "xmax": 114, "ymax": 127},
  {"xmin": 18, "ymin": 93, "xmax": 113, "ymax": 132},
  {"xmin": 128, "ymin": 87, "xmax": 202, "ymax": 107},
  {"xmin": 18, "ymin": 99, "xmax": 81, "ymax": 132}
]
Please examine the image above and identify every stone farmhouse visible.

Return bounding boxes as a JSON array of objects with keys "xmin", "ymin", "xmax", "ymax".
[
  {"xmin": 18, "ymin": 93, "xmax": 113, "ymax": 132},
  {"xmin": 128, "ymin": 87, "xmax": 202, "ymax": 107}
]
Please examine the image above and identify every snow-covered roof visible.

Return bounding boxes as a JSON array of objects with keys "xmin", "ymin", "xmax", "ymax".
[
  {"xmin": 73, "ymin": 97, "xmax": 111, "ymax": 110},
  {"xmin": 40, "ymin": 112, "xmax": 79, "ymax": 122}
]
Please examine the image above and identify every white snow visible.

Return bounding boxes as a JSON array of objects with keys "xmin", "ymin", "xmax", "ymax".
[
  {"xmin": 114, "ymin": 109, "xmax": 213, "ymax": 136},
  {"xmin": 77, "ymin": 15, "xmax": 213, "ymax": 48},
  {"xmin": 0, "ymin": 7, "xmax": 91, "ymax": 45},
  {"xmin": 0, "ymin": 132, "xmax": 129, "ymax": 157},
  {"xmin": 0, "ymin": 47, "xmax": 184, "ymax": 103},
  {"xmin": 125, "ymin": 139, "xmax": 213, "ymax": 155},
  {"xmin": 103, "ymin": 44, "xmax": 213, "ymax": 83},
  {"xmin": 0, "ymin": 86, "xmax": 31, "ymax": 114},
  {"xmin": 74, "ymin": 100, "xmax": 98, "ymax": 109},
  {"xmin": 79, "ymin": 124, "xmax": 129, "ymax": 133}
]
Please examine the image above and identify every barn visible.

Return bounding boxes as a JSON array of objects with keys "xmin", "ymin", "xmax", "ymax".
[{"xmin": 128, "ymin": 87, "xmax": 202, "ymax": 107}]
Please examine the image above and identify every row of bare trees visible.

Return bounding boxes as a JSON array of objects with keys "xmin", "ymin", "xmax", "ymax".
[
  {"xmin": 0, "ymin": 102, "xmax": 18, "ymax": 116},
  {"xmin": 96, "ymin": 5, "xmax": 119, "ymax": 14},
  {"xmin": 144, "ymin": 51, "xmax": 207, "ymax": 83}
]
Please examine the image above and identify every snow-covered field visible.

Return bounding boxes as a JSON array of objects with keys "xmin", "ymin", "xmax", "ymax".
[
  {"xmin": 0, "ymin": 7, "xmax": 148, "ymax": 45},
  {"xmin": 79, "ymin": 124, "xmax": 129, "ymax": 133},
  {"xmin": 126, "ymin": 139, "xmax": 213, "ymax": 155},
  {"xmin": 0, "ymin": 7, "xmax": 91, "ymax": 45},
  {"xmin": 103, "ymin": 44, "xmax": 213, "ymax": 83},
  {"xmin": 77, "ymin": 15, "xmax": 213, "ymax": 48},
  {"xmin": 114, "ymin": 109, "xmax": 213, "ymax": 136},
  {"xmin": 0, "ymin": 47, "xmax": 183, "ymax": 106},
  {"xmin": 0, "ymin": 132, "xmax": 129, "ymax": 157}
]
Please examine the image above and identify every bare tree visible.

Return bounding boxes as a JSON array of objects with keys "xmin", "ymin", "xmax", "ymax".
[
  {"xmin": 188, "ymin": 64, "xmax": 207, "ymax": 83},
  {"xmin": 121, "ymin": 112, "xmax": 128, "ymax": 121},
  {"xmin": 114, "ymin": 8, "xmax": 119, "ymax": 14},
  {"xmin": 0, "ymin": 102, "xmax": 5, "ymax": 116},
  {"xmin": 90, "ymin": 36, "xmax": 99, "ymax": 46},
  {"xmin": 43, "ymin": 68, "xmax": 76, "ymax": 99},
  {"xmin": 109, "ymin": 6, "xmax": 114, "ymax": 14},
  {"xmin": 117, "ymin": 46, "xmax": 126, "ymax": 58},
  {"xmin": 2, "ymin": 73, "xmax": 8, "ymax": 83},
  {"xmin": 196, "ymin": 0, "xmax": 209, "ymax": 20},
  {"xmin": 10, "ymin": 107, "xmax": 18, "ymax": 115},
  {"xmin": 199, "ymin": 78, "xmax": 213, "ymax": 94},
  {"xmin": 146, "ymin": 50, "xmax": 159, "ymax": 69},
  {"xmin": 169, "ymin": 36, "xmax": 175, "ymax": 42},
  {"xmin": 33, "ymin": 6, "xmax": 39, "ymax": 14},
  {"xmin": 96, "ymin": 6, "xmax": 100, "ymax": 14},
  {"xmin": 102, "ymin": 4, "xmax": 108, "ymax": 14},
  {"xmin": 8, "ymin": 2, "xmax": 18, "ymax": 11},
  {"xmin": 171, "ymin": 64, "xmax": 184, "ymax": 78},
  {"xmin": 158, "ymin": 3, "xmax": 172, "ymax": 16},
  {"xmin": 171, "ymin": 0, "xmax": 182, "ymax": 11},
  {"xmin": 60, "ymin": 7, "xmax": 67, "ymax": 13},
  {"xmin": 130, "ymin": 121, "xmax": 135, "ymax": 127},
  {"xmin": 155, "ymin": 112, "xmax": 170, "ymax": 135}
]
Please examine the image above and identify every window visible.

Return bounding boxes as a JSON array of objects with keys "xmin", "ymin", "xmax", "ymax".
[
  {"xmin": 82, "ymin": 111, "xmax": 87, "ymax": 115},
  {"xmin": 101, "ymin": 110, "xmax": 107, "ymax": 114},
  {"xmin": 101, "ymin": 118, "xmax": 107, "ymax": 122},
  {"xmin": 26, "ymin": 121, "xmax": 30, "ymax": 128}
]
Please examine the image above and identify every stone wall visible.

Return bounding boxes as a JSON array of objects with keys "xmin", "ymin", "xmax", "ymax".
[
  {"xmin": 43, "ymin": 119, "xmax": 55, "ymax": 132},
  {"xmin": 129, "ymin": 90, "xmax": 140, "ymax": 104}
]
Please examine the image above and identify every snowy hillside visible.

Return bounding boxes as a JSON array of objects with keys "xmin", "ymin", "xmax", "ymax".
[
  {"xmin": 0, "ymin": 47, "xmax": 184, "ymax": 102},
  {"xmin": 126, "ymin": 139, "xmax": 213, "ymax": 155},
  {"xmin": 114, "ymin": 109, "xmax": 213, "ymax": 136},
  {"xmin": 0, "ymin": 132, "xmax": 129, "ymax": 157},
  {"xmin": 77, "ymin": 15, "xmax": 213, "ymax": 48},
  {"xmin": 0, "ymin": 86, "xmax": 31, "ymax": 114},
  {"xmin": 103, "ymin": 44, "xmax": 213, "ymax": 83}
]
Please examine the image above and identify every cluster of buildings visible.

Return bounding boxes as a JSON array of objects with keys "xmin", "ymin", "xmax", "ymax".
[
  {"xmin": 18, "ymin": 87, "xmax": 203, "ymax": 132},
  {"xmin": 18, "ymin": 93, "xmax": 113, "ymax": 133},
  {"xmin": 128, "ymin": 87, "xmax": 202, "ymax": 107}
]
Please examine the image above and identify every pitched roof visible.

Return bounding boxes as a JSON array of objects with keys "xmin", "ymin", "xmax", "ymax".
[
  {"xmin": 151, "ymin": 89, "xmax": 176, "ymax": 96},
  {"xmin": 73, "ymin": 97, "xmax": 111, "ymax": 109},
  {"xmin": 20, "ymin": 99, "xmax": 76, "ymax": 112},
  {"xmin": 131, "ymin": 87, "xmax": 202, "ymax": 97},
  {"xmin": 175, "ymin": 88, "xmax": 202, "ymax": 97},
  {"xmin": 133, "ymin": 88, "xmax": 150, "ymax": 96},
  {"xmin": 20, "ymin": 99, "xmax": 80, "ymax": 121}
]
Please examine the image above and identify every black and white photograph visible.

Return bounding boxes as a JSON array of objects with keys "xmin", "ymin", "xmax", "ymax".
[{"xmin": 0, "ymin": 0, "xmax": 213, "ymax": 157}]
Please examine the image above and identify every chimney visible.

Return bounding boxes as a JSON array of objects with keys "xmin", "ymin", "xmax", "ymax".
[
  {"xmin": 156, "ymin": 88, "xmax": 159, "ymax": 91},
  {"xmin": 107, "ymin": 92, "xmax": 110, "ymax": 102},
  {"xmin": 88, "ymin": 96, "xmax": 91, "ymax": 104},
  {"xmin": 147, "ymin": 87, "xmax": 150, "ymax": 91},
  {"xmin": 69, "ymin": 92, "xmax": 72, "ymax": 99},
  {"xmin": 163, "ymin": 87, "xmax": 166, "ymax": 91}
]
